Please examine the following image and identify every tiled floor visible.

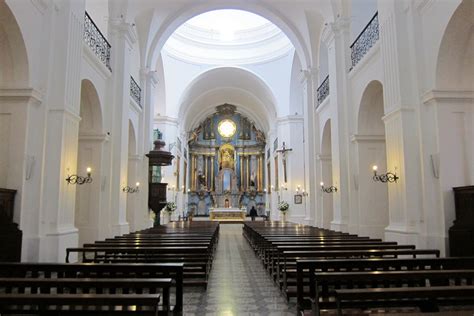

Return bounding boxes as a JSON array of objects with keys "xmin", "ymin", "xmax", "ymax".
[{"xmin": 183, "ymin": 224, "xmax": 296, "ymax": 316}]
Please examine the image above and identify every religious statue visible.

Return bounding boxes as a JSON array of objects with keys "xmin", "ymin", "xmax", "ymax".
[
  {"xmin": 188, "ymin": 125, "xmax": 202, "ymax": 145},
  {"xmin": 250, "ymin": 172, "xmax": 256, "ymax": 188},
  {"xmin": 219, "ymin": 144, "xmax": 235, "ymax": 170},
  {"xmin": 197, "ymin": 171, "xmax": 206, "ymax": 190},
  {"xmin": 252, "ymin": 125, "xmax": 266, "ymax": 143}
]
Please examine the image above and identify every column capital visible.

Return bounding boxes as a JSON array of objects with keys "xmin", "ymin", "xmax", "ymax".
[
  {"xmin": 321, "ymin": 17, "xmax": 351, "ymax": 46},
  {"xmin": 299, "ymin": 67, "xmax": 319, "ymax": 84},
  {"xmin": 109, "ymin": 18, "xmax": 137, "ymax": 46},
  {"xmin": 140, "ymin": 68, "xmax": 159, "ymax": 85}
]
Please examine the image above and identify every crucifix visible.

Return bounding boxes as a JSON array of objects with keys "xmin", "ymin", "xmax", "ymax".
[{"xmin": 276, "ymin": 142, "xmax": 293, "ymax": 183}]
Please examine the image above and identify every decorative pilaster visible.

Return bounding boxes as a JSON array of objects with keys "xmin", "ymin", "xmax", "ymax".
[
  {"xmin": 107, "ymin": 16, "xmax": 137, "ymax": 236},
  {"xmin": 299, "ymin": 67, "xmax": 319, "ymax": 225},
  {"xmin": 38, "ymin": 0, "xmax": 86, "ymax": 261},
  {"xmin": 379, "ymin": 1, "xmax": 423, "ymax": 246},
  {"xmin": 321, "ymin": 16, "xmax": 352, "ymax": 232}
]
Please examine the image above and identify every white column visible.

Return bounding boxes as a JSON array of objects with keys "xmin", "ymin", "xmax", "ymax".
[
  {"xmin": 322, "ymin": 17, "xmax": 352, "ymax": 232},
  {"xmin": 378, "ymin": 0, "xmax": 423, "ymax": 246},
  {"xmin": 37, "ymin": 0, "xmax": 85, "ymax": 262},
  {"xmin": 277, "ymin": 116, "xmax": 305, "ymax": 224},
  {"xmin": 300, "ymin": 68, "xmax": 318, "ymax": 226},
  {"xmin": 138, "ymin": 69, "xmax": 159, "ymax": 229},
  {"xmin": 107, "ymin": 17, "xmax": 137, "ymax": 236}
]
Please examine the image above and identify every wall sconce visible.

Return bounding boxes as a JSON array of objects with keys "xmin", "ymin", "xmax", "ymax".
[
  {"xmin": 296, "ymin": 185, "xmax": 308, "ymax": 196},
  {"xmin": 66, "ymin": 167, "xmax": 92, "ymax": 185},
  {"xmin": 320, "ymin": 182, "xmax": 337, "ymax": 193},
  {"xmin": 372, "ymin": 165, "xmax": 399, "ymax": 183},
  {"xmin": 168, "ymin": 185, "xmax": 176, "ymax": 191},
  {"xmin": 280, "ymin": 184, "xmax": 288, "ymax": 191},
  {"xmin": 181, "ymin": 185, "xmax": 185, "ymax": 192},
  {"xmin": 123, "ymin": 182, "xmax": 140, "ymax": 193}
]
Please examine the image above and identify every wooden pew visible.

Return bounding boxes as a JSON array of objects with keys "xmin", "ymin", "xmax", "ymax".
[
  {"xmin": 66, "ymin": 245, "xmax": 212, "ymax": 288},
  {"xmin": 295, "ymin": 257, "xmax": 474, "ymax": 314},
  {"xmin": 0, "ymin": 277, "xmax": 172, "ymax": 315},
  {"xmin": 0, "ymin": 293, "xmax": 161, "ymax": 315},
  {"xmin": 335, "ymin": 286, "xmax": 474, "ymax": 316},
  {"xmin": 276, "ymin": 248, "xmax": 440, "ymax": 292},
  {"xmin": 311, "ymin": 270, "xmax": 474, "ymax": 315},
  {"xmin": 0, "ymin": 262, "xmax": 184, "ymax": 315}
]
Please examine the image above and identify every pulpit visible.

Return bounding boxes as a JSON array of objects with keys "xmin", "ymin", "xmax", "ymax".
[
  {"xmin": 0, "ymin": 188, "xmax": 22, "ymax": 262},
  {"xmin": 146, "ymin": 136, "xmax": 174, "ymax": 226}
]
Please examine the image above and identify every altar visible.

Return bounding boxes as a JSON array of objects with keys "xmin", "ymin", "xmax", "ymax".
[{"xmin": 209, "ymin": 208, "xmax": 246, "ymax": 222}]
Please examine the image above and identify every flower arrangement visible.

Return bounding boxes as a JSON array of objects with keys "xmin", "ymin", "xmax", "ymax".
[
  {"xmin": 164, "ymin": 202, "xmax": 177, "ymax": 213},
  {"xmin": 278, "ymin": 201, "xmax": 289, "ymax": 212}
]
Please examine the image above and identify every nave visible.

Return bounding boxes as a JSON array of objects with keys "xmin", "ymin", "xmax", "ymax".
[{"xmin": 183, "ymin": 224, "xmax": 295, "ymax": 315}]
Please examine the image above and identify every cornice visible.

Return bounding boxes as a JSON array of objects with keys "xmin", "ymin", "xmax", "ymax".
[
  {"xmin": 154, "ymin": 115, "xmax": 179, "ymax": 125},
  {"xmin": 277, "ymin": 115, "xmax": 304, "ymax": 124},
  {"xmin": 422, "ymin": 90, "xmax": 474, "ymax": 104},
  {"xmin": 0, "ymin": 88, "xmax": 43, "ymax": 103},
  {"xmin": 350, "ymin": 134, "xmax": 385, "ymax": 143}
]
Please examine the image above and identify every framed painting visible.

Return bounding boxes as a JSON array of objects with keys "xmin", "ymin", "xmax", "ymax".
[{"xmin": 294, "ymin": 194, "xmax": 302, "ymax": 204}]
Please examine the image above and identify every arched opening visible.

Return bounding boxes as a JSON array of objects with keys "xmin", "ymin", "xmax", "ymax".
[
  {"xmin": 354, "ymin": 80, "xmax": 388, "ymax": 239},
  {"xmin": 145, "ymin": 6, "xmax": 310, "ymax": 71},
  {"xmin": 435, "ymin": 0, "xmax": 474, "ymax": 241},
  {"xmin": 0, "ymin": 0, "xmax": 29, "ymax": 185},
  {"xmin": 74, "ymin": 79, "xmax": 105, "ymax": 246},
  {"xmin": 0, "ymin": 0, "xmax": 29, "ymax": 88},
  {"xmin": 320, "ymin": 119, "xmax": 333, "ymax": 229},
  {"xmin": 126, "ymin": 120, "xmax": 139, "ymax": 231}
]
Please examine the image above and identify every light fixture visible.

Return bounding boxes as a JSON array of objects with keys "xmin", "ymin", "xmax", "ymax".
[
  {"xmin": 296, "ymin": 185, "xmax": 308, "ymax": 197},
  {"xmin": 66, "ymin": 167, "xmax": 92, "ymax": 185},
  {"xmin": 372, "ymin": 165, "xmax": 399, "ymax": 183},
  {"xmin": 280, "ymin": 184, "xmax": 288, "ymax": 191},
  {"xmin": 123, "ymin": 182, "xmax": 140, "ymax": 193},
  {"xmin": 320, "ymin": 181, "xmax": 337, "ymax": 193}
]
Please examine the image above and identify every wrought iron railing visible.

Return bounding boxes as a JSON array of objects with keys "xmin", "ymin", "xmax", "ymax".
[
  {"xmin": 130, "ymin": 76, "xmax": 141, "ymax": 106},
  {"xmin": 317, "ymin": 75, "xmax": 330, "ymax": 105},
  {"xmin": 350, "ymin": 12, "xmax": 379, "ymax": 70},
  {"xmin": 84, "ymin": 12, "xmax": 112, "ymax": 71}
]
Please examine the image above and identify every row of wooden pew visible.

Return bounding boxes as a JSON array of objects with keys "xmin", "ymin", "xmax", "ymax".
[
  {"xmin": 0, "ymin": 221, "xmax": 219, "ymax": 315},
  {"xmin": 243, "ymin": 221, "xmax": 474, "ymax": 315}
]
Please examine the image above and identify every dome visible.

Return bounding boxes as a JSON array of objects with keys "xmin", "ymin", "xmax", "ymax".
[{"xmin": 163, "ymin": 10, "xmax": 294, "ymax": 65}]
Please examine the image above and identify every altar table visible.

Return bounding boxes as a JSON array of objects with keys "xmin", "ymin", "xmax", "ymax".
[{"xmin": 209, "ymin": 208, "xmax": 246, "ymax": 222}]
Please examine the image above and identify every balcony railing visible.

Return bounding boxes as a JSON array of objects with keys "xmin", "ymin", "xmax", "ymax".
[
  {"xmin": 130, "ymin": 76, "xmax": 142, "ymax": 106},
  {"xmin": 317, "ymin": 75, "xmax": 330, "ymax": 105},
  {"xmin": 350, "ymin": 12, "xmax": 379, "ymax": 70},
  {"xmin": 84, "ymin": 12, "xmax": 112, "ymax": 71}
]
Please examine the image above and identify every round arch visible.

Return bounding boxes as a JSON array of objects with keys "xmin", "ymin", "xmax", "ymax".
[
  {"xmin": 354, "ymin": 79, "xmax": 388, "ymax": 239},
  {"xmin": 436, "ymin": 0, "xmax": 473, "ymax": 90},
  {"xmin": 145, "ymin": 4, "xmax": 311, "ymax": 71},
  {"xmin": 178, "ymin": 67, "xmax": 278, "ymax": 133},
  {"xmin": 320, "ymin": 119, "xmax": 334, "ymax": 229},
  {"xmin": 0, "ymin": 0, "xmax": 29, "ymax": 87},
  {"xmin": 79, "ymin": 79, "xmax": 104, "ymax": 135},
  {"xmin": 357, "ymin": 80, "xmax": 384, "ymax": 135}
]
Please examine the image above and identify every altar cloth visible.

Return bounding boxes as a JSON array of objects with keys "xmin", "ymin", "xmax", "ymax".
[{"xmin": 209, "ymin": 208, "xmax": 246, "ymax": 221}]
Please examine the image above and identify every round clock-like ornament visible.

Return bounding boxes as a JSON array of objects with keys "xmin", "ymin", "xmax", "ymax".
[{"xmin": 218, "ymin": 119, "xmax": 237, "ymax": 138}]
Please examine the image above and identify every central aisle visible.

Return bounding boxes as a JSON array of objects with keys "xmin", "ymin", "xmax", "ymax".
[{"xmin": 184, "ymin": 224, "xmax": 295, "ymax": 315}]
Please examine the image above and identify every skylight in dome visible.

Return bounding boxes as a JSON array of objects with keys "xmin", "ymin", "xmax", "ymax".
[{"xmin": 186, "ymin": 10, "xmax": 270, "ymax": 41}]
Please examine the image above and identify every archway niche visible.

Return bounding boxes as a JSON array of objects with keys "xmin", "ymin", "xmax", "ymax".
[
  {"xmin": 0, "ymin": 0, "xmax": 29, "ymax": 189},
  {"xmin": 126, "ymin": 120, "xmax": 139, "ymax": 231},
  {"xmin": 435, "ymin": 0, "xmax": 474, "ymax": 238},
  {"xmin": 354, "ymin": 80, "xmax": 388, "ymax": 239},
  {"xmin": 320, "ymin": 119, "xmax": 334, "ymax": 229},
  {"xmin": 74, "ymin": 79, "xmax": 105, "ymax": 246}
]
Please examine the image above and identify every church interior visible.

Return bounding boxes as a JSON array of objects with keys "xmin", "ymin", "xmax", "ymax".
[{"xmin": 0, "ymin": 0, "xmax": 473, "ymax": 314}]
